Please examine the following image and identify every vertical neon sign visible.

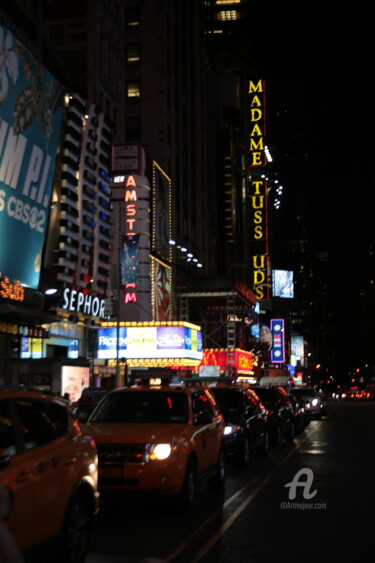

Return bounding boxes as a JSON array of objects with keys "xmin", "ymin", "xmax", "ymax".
[
  {"xmin": 249, "ymin": 80, "xmax": 266, "ymax": 167},
  {"xmin": 123, "ymin": 175, "xmax": 139, "ymax": 304},
  {"xmin": 248, "ymin": 79, "xmax": 270, "ymax": 299},
  {"xmin": 270, "ymin": 319, "xmax": 285, "ymax": 363}
]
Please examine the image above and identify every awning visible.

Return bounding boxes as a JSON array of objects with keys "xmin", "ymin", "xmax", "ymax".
[{"xmin": 0, "ymin": 303, "xmax": 61, "ymax": 325}]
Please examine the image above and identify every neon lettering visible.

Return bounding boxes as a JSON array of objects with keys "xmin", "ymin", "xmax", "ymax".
[
  {"xmin": 0, "ymin": 277, "xmax": 25, "ymax": 301},
  {"xmin": 125, "ymin": 175, "xmax": 137, "ymax": 187}
]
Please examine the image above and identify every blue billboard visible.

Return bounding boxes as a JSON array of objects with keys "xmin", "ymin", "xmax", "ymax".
[
  {"xmin": 0, "ymin": 24, "xmax": 64, "ymax": 288},
  {"xmin": 270, "ymin": 318, "xmax": 285, "ymax": 363},
  {"xmin": 97, "ymin": 325, "xmax": 203, "ymax": 360}
]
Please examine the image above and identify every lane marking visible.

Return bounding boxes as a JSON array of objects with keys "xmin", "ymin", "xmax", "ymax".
[
  {"xmin": 165, "ymin": 437, "xmax": 310, "ymax": 563},
  {"xmin": 189, "ymin": 446, "xmax": 299, "ymax": 563},
  {"xmin": 189, "ymin": 413, "xmax": 336, "ymax": 562}
]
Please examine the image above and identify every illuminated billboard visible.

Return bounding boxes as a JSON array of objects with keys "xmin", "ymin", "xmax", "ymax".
[
  {"xmin": 199, "ymin": 349, "xmax": 255, "ymax": 375},
  {"xmin": 97, "ymin": 324, "xmax": 202, "ymax": 361},
  {"xmin": 0, "ymin": 23, "xmax": 64, "ymax": 288},
  {"xmin": 152, "ymin": 259, "xmax": 171, "ymax": 321},
  {"xmin": 272, "ymin": 269, "xmax": 294, "ymax": 299},
  {"xmin": 270, "ymin": 319, "xmax": 285, "ymax": 363}
]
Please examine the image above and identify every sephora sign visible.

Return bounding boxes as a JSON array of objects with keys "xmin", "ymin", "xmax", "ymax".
[{"xmin": 62, "ymin": 288, "xmax": 106, "ymax": 319}]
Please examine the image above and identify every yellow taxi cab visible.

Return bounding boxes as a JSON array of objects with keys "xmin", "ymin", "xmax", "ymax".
[
  {"xmin": 0, "ymin": 387, "xmax": 99, "ymax": 563},
  {"xmin": 84, "ymin": 383, "xmax": 226, "ymax": 508}
]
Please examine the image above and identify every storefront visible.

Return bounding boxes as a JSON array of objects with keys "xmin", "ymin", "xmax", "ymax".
[{"xmin": 0, "ymin": 285, "xmax": 105, "ymax": 401}]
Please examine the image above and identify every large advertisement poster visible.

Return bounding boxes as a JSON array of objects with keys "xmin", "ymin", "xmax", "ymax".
[
  {"xmin": 121, "ymin": 234, "xmax": 140, "ymax": 284},
  {"xmin": 0, "ymin": 23, "xmax": 64, "ymax": 288},
  {"xmin": 153, "ymin": 260, "xmax": 171, "ymax": 321}
]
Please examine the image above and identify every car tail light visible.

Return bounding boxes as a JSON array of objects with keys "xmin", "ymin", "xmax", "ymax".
[{"xmin": 70, "ymin": 417, "xmax": 83, "ymax": 437}]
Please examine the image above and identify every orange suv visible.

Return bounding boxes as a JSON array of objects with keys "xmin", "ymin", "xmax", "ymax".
[
  {"xmin": 84, "ymin": 384, "xmax": 226, "ymax": 508},
  {"xmin": 0, "ymin": 387, "xmax": 99, "ymax": 563}
]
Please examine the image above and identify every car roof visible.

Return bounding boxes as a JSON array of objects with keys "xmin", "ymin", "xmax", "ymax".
[
  {"xmin": 0, "ymin": 386, "xmax": 68, "ymax": 404},
  {"xmin": 108, "ymin": 385, "xmax": 198, "ymax": 394}
]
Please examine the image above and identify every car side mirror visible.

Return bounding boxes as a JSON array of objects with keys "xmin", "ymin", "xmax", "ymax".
[{"xmin": 0, "ymin": 449, "xmax": 11, "ymax": 470}]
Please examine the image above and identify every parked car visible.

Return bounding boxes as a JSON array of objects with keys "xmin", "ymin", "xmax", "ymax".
[
  {"xmin": 291, "ymin": 387, "xmax": 326, "ymax": 419},
  {"xmin": 209, "ymin": 385, "xmax": 269, "ymax": 465},
  {"xmin": 71, "ymin": 387, "xmax": 109, "ymax": 423},
  {"xmin": 0, "ymin": 387, "xmax": 99, "ymax": 563},
  {"xmin": 251, "ymin": 386, "xmax": 295, "ymax": 444},
  {"xmin": 288, "ymin": 393, "xmax": 310, "ymax": 433},
  {"xmin": 84, "ymin": 384, "xmax": 226, "ymax": 509}
]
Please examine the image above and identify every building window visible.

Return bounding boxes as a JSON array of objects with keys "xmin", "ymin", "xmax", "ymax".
[
  {"xmin": 215, "ymin": 0, "xmax": 242, "ymax": 4},
  {"xmin": 126, "ymin": 6, "xmax": 140, "ymax": 28},
  {"xmin": 126, "ymin": 117, "xmax": 140, "ymax": 141},
  {"xmin": 126, "ymin": 43, "xmax": 140, "ymax": 65},
  {"xmin": 126, "ymin": 81, "xmax": 140, "ymax": 101},
  {"xmin": 216, "ymin": 10, "xmax": 239, "ymax": 20}
]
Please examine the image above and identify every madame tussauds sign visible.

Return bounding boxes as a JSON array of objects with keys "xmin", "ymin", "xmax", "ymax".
[{"xmin": 62, "ymin": 288, "xmax": 106, "ymax": 319}]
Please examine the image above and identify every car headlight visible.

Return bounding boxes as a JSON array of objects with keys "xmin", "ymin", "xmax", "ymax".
[
  {"xmin": 224, "ymin": 424, "xmax": 239, "ymax": 436},
  {"xmin": 311, "ymin": 398, "xmax": 318, "ymax": 406},
  {"xmin": 149, "ymin": 443, "xmax": 174, "ymax": 461}
]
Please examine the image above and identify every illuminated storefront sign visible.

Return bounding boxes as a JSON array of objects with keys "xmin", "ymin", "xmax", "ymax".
[
  {"xmin": 62, "ymin": 287, "xmax": 106, "ymax": 319},
  {"xmin": 248, "ymin": 80, "xmax": 266, "ymax": 167},
  {"xmin": 270, "ymin": 319, "xmax": 285, "ymax": 363},
  {"xmin": 250, "ymin": 179, "xmax": 269, "ymax": 299},
  {"xmin": 0, "ymin": 323, "xmax": 44, "ymax": 336},
  {"xmin": 199, "ymin": 349, "xmax": 254, "ymax": 375},
  {"xmin": 97, "ymin": 323, "xmax": 202, "ymax": 361},
  {"xmin": 0, "ymin": 23, "xmax": 63, "ymax": 289},
  {"xmin": 0, "ymin": 276, "xmax": 24, "ymax": 302}
]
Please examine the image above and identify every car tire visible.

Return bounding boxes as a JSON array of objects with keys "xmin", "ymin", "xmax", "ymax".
[
  {"xmin": 180, "ymin": 457, "xmax": 197, "ymax": 510},
  {"xmin": 257, "ymin": 430, "xmax": 269, "ymax": 456},
  {"xmin": 236, "ymin": 434, "xmax": 251, "ymax": 466},
  {"xmin": 209, "ymin": 445, "xmax": 226, "ymax": 489},
  {"xmin": 60, "ymin": 491, "xmax": 94, "ymax": 563}
]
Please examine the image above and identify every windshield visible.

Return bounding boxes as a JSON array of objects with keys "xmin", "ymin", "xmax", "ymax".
[
  {"xmin": 210, "ymin": 389, "xmax": 242, "ymax": 413},
  {"xmin": 89, "ymin": 391, "xmax": 188, "ymax": 424},
  {"xmin": 252, "ymin": 388, "xmax": 271, "ymax": 403}
]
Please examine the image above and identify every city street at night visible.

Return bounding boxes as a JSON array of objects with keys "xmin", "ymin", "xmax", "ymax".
[
  {"xmin": 0, "ymin": 2, "xmax": 373, "ymax": 562},
  {"xmin": 86, "ymin": 399, "xmax": 375, "ymax": 562}
]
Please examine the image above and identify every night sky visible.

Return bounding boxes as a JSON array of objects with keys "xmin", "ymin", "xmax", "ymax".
[{"xmin": 249, "ymin": 1, "xmax": 375, "ymax": 374}]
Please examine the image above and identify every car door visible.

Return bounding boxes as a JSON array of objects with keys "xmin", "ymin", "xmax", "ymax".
[
  {"xmin": 245, "ymin": 390, "xmax": 265, "ymax": 446},
  {"xmin": 242, "ymin": 391, "xmax": 259, "ymax": 445},
  {"xmin": 275, "ymin": 389, "xmax": 293, "ymax": 433},
  {"xmin": 191, "ymin": 390, "xmax": 217, "ymax": 472},
  {"xmin": 4, "ymin": 397, "xmax": 71, "ymax": 549}
]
